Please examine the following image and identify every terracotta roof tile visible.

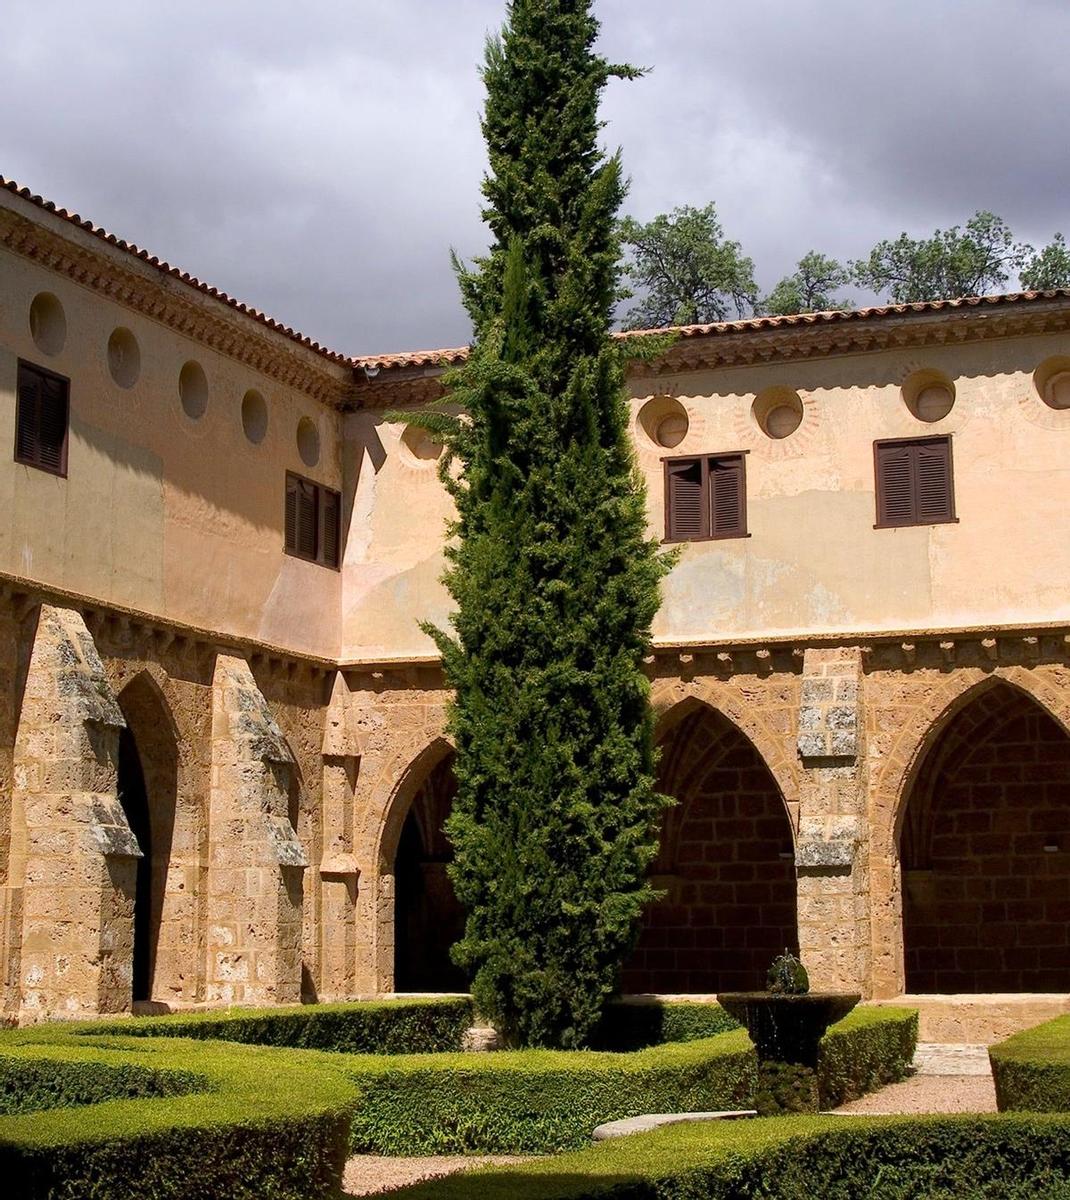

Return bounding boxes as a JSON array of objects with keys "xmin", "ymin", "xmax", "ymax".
[{"xmin": 353, "ymin": 290, "xmax": 1070, "ymax": 374}]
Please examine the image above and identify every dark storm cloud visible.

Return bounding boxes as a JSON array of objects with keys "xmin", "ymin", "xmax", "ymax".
[{"xmin": 2, "ymin": 1, "xmax": 1066, "ymax": 353}]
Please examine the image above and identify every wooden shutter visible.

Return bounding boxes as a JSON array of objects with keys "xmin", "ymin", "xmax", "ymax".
[
  {"xmin": 285, "ymin": 475, "xmax": 299, "ymax": 552},
  {"xmin": 875, "ymin": 437, "xmax": 954, "ymax": 527},
  {"xmin": 666, "ymin": 458, "xmax": 705, "ymax": 540},
  {"xmin": 915, "ymin": 438, "xmax": 954, "ymax": 523},
  {"xmin": 709, "ymin": 456, "xmax": 746, "ymax": 538},
  {"xmin": 37, "ymin": 373, "xmax": 68, "ymax": 473},
  {"xmin": 875, "ymin": 442, "xmax": 915, "ymax": 527},
  {"xmin": 320, "ymin": 488, "xmax": 340, "ymax": 568},
  {"xmin": 15, "ymin": 361, "xmax": 69, "ymax": 475},
  {"xmin": 15, "ymin": 371, "xmax": 41, "ymax": 465},
  {"xmin": 296, "ymin": 479, "xmax": 318, "ymax": 558}
]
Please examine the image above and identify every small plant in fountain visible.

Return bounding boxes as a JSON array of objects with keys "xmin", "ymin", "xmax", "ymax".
[{"xmin": 766, "ymin": 950, "xmax": 809, "ymax": 995}]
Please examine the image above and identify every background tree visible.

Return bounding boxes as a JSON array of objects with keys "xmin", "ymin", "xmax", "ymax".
[
  {"xmin": 415, "ymin": 0, "xmax": 670, "ymax": 1049},
  {"xmin": 1020, "ymin": 233, "xmax": 1070, "ymax": 291},
  {"xmin": 852, "ymin": 211, "xmax": 1030, "ymax": 303},
  {"xmin": 762, "ymin": 251, "xmax": 852, "ymax": 316},
  {"xmin": 619, "ymin": 203, "xmax": 758, "ymax": 328}
]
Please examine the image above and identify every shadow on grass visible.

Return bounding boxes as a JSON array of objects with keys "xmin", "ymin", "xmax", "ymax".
[{"xmin": 350, "ymin": 1166, "xmax": 645, "ymax": 1200}]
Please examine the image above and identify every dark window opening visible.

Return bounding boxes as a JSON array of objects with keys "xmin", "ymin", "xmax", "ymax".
[
  {"xmin": 16, "ymin": 359, "xmax": 69, "ymax": 476},
  {"xmin": 664, "ymin": 453, "xmax": 747, "ymax": 541},
  {"xmin": 285, "ymin": 472, "xmax": 341, "ymax": 567},
  {"xmin": 875, "ymin": 435, "xmax": 956, "ymax": 528}
]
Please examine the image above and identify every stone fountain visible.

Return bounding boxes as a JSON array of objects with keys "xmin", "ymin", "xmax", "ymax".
[{"xmin": 718, "ymin": 952, "xmax": 860, "ymax": 1114}]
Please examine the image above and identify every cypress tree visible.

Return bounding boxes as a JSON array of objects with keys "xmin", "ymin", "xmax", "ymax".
[{"xmin": 418, "ymin": 0, "xmax": 671, "ymax": 1049}]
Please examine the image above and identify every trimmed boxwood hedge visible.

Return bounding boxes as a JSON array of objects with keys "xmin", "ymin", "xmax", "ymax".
[
  {"xmin": 817, "ymin": 1005, "xmax": 917, "ymax": 1108},
  {"xmin": 0, "ymin": 1029, "xmax": 356, "ymax": 1199},
  {"xmin": 388, "ymin": 1113, "xmax": 1070, "ymax": 1199},
  {"xmin": 0, "ymin": 1000, "xmax": 920, "ymax": 1192},
  {"xmin": 990, "ymin": 1013, "xmax": 1070, "ymax": 1112},
  {"xmin": 342, "ymin": 1029, "xmax": 756, "ymax": 1154},
  {"xmin": 337, "ymin": 1004, "xmax": 917, "ymax": 1154},
  {"xmin": 591, "ymin": 1000, "xmax": 740, "ymax": 1050},
  {"xmin": 90, "ymin": 995, "xmax": 474, "ymax": 1055}
]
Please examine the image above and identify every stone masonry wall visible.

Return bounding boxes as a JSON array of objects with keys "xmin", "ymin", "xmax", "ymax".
[
  {"xmin": 206, "ymin": 654, "xmax": 308, "ymax": 1006},
  {"xmin": 622, "ymin": 704, "xmax": 797, "ymax": 993},
  {"xmin": 902, "ymin": 684, "xmax": 1070, "ymax": 992}
]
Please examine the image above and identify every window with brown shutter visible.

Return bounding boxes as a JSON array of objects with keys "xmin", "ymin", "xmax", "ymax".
[
  {"xmin": 16, "ymin": 360, "xmax": 69, "ymax": 476},
  {"xmin": 664, "ymin": 453, "xmax": 748, "ymax": 542},
  {"xmin": 284, "ymin": 472, "xmax": 341, "ymax": 567},
  {"xmin": 874, "ymin": 436, "xmax": 956, "ymax": 528}
]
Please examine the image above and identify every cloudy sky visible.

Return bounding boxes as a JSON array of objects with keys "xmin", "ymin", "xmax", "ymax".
[{"xmin": 3, "ymin": 1, "xmax": 1066, "ymax": 356}]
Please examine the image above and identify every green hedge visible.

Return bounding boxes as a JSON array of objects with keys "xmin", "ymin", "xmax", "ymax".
[
  {"xmin": 591, "ymin": 1000, "xmax": 740, "ymax": 1050},
  {"xmin": 817, "ymin": 1005, "xmax": 917, "ymax": 1108},
  {"xmin": 0, "ymin": 1029, "xmax": 356, "ymax": 1199},
  {"xmin": 341, "ymin": 1030, "xmax": 756, "ymax": 1154},
  {"xmin": 89, "ymin": 995, "xmax": 474, "ymax": 1055},
  {"xmin": 990, "ymin": 1013, "xmax": 1070, "ymax": 1112},
  {"xmin": 0, "ymin": 1055, "xmax": 202, "ymax": 1116},
  {"xmin": 388, "ymin": 1113, "xmax": 1070, "ymax": 1199}
]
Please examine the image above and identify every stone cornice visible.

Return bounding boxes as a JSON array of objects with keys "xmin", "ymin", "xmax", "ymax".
[
  {"xmin": 0, "ymin": 572, "xmax": 336, "ymax": 680},
  {"xmin": 642, "ymin": 302, "xmax": 1070, "ymax": 379},
  {"xmin": 0, "ymin": 206, "xmax": 356, "ymax": 409}
]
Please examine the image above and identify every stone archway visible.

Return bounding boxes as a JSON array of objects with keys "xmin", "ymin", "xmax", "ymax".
[
  {"xmin": 390, "ymin": 746, "xmax": 466, "ymax": 992},
  {"xmin": 622, "ymin": 701, "xmax": 798, "ymax": 994},
  {"xmin": 899, "ymin": 680, "xmax": 1070, "ymax": 993},
  {"xmin": 116, "ymin": 673, "xmax": 179, "ymax": 1005}
]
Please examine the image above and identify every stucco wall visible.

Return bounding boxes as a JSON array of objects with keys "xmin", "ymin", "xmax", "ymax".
[
  {"xmin": 0, "ymin": 242, "xmax": 344, "ymax": 659},
  {"xmin": 342, "ymin": 333, "xmax": 1070, "ymax": 660}
]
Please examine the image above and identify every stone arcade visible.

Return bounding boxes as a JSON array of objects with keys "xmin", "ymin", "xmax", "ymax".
[{"xmin": 2, "ymin": 178, "xmax": 1070, "ymax": 1037}]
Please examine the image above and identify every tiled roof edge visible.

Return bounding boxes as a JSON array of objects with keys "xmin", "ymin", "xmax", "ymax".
[
  {"xmin": 353, "ymin": 289, "xmax": 1070, "ymax": 374},
  {"xmin": 1, "ymin": 176, "xmax": 351, "ymax": 366}
]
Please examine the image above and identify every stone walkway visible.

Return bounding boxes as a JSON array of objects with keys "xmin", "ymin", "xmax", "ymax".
[
  {"xmin": 344, "ymin": 1155, "xmax": 531, "ymax": 1197},
  {"xmin": 833, "ymin": 1042, "xmax": 997, "ymax": 1115}
]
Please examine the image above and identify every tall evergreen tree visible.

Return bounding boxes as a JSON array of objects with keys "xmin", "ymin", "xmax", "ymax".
[{"xmin": 412, "ymin": 0, "xmax": 671, "ymax": 1049}]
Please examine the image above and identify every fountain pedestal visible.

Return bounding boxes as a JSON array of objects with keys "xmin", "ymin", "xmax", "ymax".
[{"xmin": 718, "ymin": 991, "xmax": 861, "ymax": 1113}]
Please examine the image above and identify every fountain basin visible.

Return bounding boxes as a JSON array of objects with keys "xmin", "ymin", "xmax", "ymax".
[{"xmin": 717, "ymin": 992, "xmax": 861, "ymax": 1068}]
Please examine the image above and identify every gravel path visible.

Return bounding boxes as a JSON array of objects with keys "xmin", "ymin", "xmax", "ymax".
[
  {"xmin": 344, "ymin": 1154, "xmax": 532, "ymax": 1196},
  {"xmin": 833, "ymin": 1073, "xmax": 997, "ymax": 1115}
]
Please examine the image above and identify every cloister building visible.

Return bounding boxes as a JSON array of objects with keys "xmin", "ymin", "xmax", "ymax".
[{"xmin": 2, "ymin": 177, "xmax": 1070, "ymax": 1037}]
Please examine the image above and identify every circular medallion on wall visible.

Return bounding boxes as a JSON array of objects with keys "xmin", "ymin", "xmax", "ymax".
[
  {"xmin": 107, "ymin": 327, "xmax": 141, "ymax": 389},
  {"xmin": 179, "ymin": 360, "xmax": 209, "ymax": 419},
  {"xmin": 399, "ymin": 424, "xmax": 445, "ymax": 466},
  {"xmin": 902, "ymin": 369, "xmax": 955, "ymax": 423},
  {"xmin": 1016, "ymin": 356, "xmax": 1070, "ymax": 430},
  {"xmin": 241, "ymin": 389, "xmax": 268, "ymax": 445},
  {"xmin": 297, "ymin": 416, "xmax": 321, "ymax": 467},
  {"xmin": 752, "ymin": 386, "xmax": 804, "ymax": 440},
  {"xmin": 637, "ymin": 395, "xmax": 690, "ymax": 450},
  {"xmin": 29, "ymin": 292, "xmax": 66, "ymax": 356}
]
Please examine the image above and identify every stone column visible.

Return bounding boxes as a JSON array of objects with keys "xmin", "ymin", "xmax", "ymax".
[
  {"xmin": 206, "ymin": 654, "xmax": 307, "ymax": 1006},
  {"xmin": 794, "ymin": 647, "xmax": 871, "ymax": 996},
  {"xmin": 8, "ymin": 605, "xmax": 139, "ymax": 1022}
]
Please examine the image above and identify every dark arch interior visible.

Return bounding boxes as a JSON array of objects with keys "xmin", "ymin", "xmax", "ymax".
[
  {"xmin": 393, "ymin": 753, "xmax": 467, "ymax": 992},
  {"xmin": 116, "ymin": 677, "xmax": 178, "ymax": 1005},
  {"xmin": 902, "ymin": 684, "xmax": 1070, "ymax": 993},
  {"xmin": 117, "ymin": 726, "xmax": 153, "ymax": 1002},
  {"xmin": 622, "ymin": 705, "xmax": 798, "ymax": 994}
]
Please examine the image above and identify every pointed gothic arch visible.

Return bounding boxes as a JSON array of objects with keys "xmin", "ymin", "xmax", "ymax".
[
  {"xmin": 380, "ymin": 737, "xmax": 465, "ymax": 992},
  {"xmin": 897, "ymin": 678, "xmax": 1070, "ymax": 993},
  {"xmin": 115, "ymin": 671, "xmax": 179, "ymax": 1003},
  {"xmin": 622, "ymin": 698, "xmax": 798, "ymax": 994}
]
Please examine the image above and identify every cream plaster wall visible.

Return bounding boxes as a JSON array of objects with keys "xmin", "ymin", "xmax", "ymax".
[
  {"xmin": 0, "ymin": 245, "xmax": 343, "ymax": 658},
  {"xmin": 342, "ymin": 333, "xmax": 1070, "ymax": 659}
]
